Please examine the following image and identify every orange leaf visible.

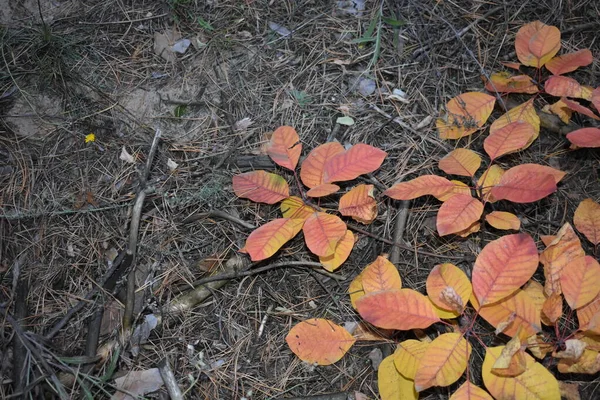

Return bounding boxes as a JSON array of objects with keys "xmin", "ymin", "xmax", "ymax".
[
  {"xmin": 546, "ymin": 49, "xmax": 593, "ymax": 75},
  {"xmin": 450, "ymin": 381, "xmax": 493, "ymax": 400},
  {"xmin": 567, "ymin": 127, "xmax": 600, "ymax": 148},
  {"xmin": 485, "ymin": 211, "xmax": 521, "ymax": 230},
  {"xmin": 350, "ymin": 321, "xmax": 394, "ymax": 342},
  {"xmin": 483, "ymin": 121, "xmax": 535, "ymax": 161},
  {"xmin": 393, "ymin": 339, "xmax": 429, "ymax": 379},
  {"xmin": 338, "ymin": 184, "xmax": 377, "ymax": 224},
  {"xmin": 378, "ymin": 354, "xmax": 419, "ymax": 400},
  {"xmin": 545, "ymin": 76, "xmax": 593, "ymax": 100},
  {"xmin": 280, "ymin": 196, "xmax": 315, "ymax": 221},
  {"xmin": 436, "ymin": 195, "xmax": 484, "ymax": 236},
  {"xmin": 482, "ymin": 346, "xmax": 560, "ymax": 399},
  {"xmin": 490, "ymin": 164, "xmax": 562, "ymax": 203},
  {"xmin": 429, "ymin": 297, "xmax": 461, "ymax": 319},
  {"xmin": 438, "ymin": 148, "xmax": 482, "ymax": 177},
  {"xmin": 319, "ymin": 230, "xmax": 354, "ymax": 272},
  {"xmin": 541, "ymin": 293, "xmax": 563, "ymax": 325},
  {"xmin": 522, "ymin": 280, "xmax": 546, "ymax": 317},
  {"xmin": 561, "ymin": 256, "xmax": 600, "ymax": 310},
  {"xmin": 437, "ymin": 180, "xmax": 472, "ymax": 202},
  {"xmin": 477, "ymin": 165, "xmax": 505, "ymax": 203},
  {"xmin": 540, "ymin": 223, "xmax": 585, "ymax": 297},
  {"xmin": 232, "ymin": 170, "xmax": 290, "ymax": 204},
  {"xmin": 577, "ymin": 293, "xmax": 600, "ymax": 330},
  {"xmin": 484, "ymin": 72, "xmax": 538, "ymax": 94},
  {"xmin": 426, "ymin": 263, "xmax": 472, "ymax": 313},
  {"xmin": 323, "ymin": 143, "xmax": 387, "ymax": 183},
  {"xmin": 472, "ymin": 233, "xmax": 538, "ymax": 305},
  {"xmin": 414, "ymin": 333, "xmax": 471, "ymax": 391},
  {"xmin": 300, "ymin": 142, "xmax": 345, "ymax": 188},
  {"xmin": 574, "ymin": 198, "xmax": 600, "ymax": 245},
  {"xmin": 525, "ymin": 334, "xmax": 554, "ymax": 359},
  {"xmin": 542, "ymin": 99, "xmax": 572, "ymax": 124},
  {"xmin": 243, "ymin": 218, "xmax": 303, "ymax": 261},
  {"xmin": 384, "ymin": 175, "xmax": 454, "ymax": 200},
  {"xmin": 267, "ymin": 126, "xmax": 302, "ymax": 170},
  {"xmin": 360, "ymin": 256, "xmax": 402, "ymax": 294},
  {"xmin": 561, "ymin": 97, "xmax": 600, "ymax": 120},
  {"xmin": 436, "ymin": 92, "xmax": 496, "ymax": 139},
  {"xmin": 454, "ymin": 221, "xmax": 481, "ymax": 238},
  {"xmin": 302, "ymin": 212, "xmax": 347, "ymax": 257},
  {"xmin": 473, "ymin": 289, "xmax": 541, "ymax": 339},
  {"xmin": 348, "ymin": 272, "xmax": 365, "ymax": 310},
  {"xmin": 557, "ymin": 349, "xmax": 600, "ymax": 374},
  {"xmin": 502, "ymin": 62, "xmax": 523, "ymax": 70},
  {"xmin": 515, "ymin": 21, "xmax": 561, "ymax": 68},
  {"xmin": 491, "ymin": 335, "xmax": 527, "ymax": 377},
  {"xmin": 285, "ymin": 318, "xmax": 355, "ymax": 365},
  {"xmin": 355, "ymin": 289, "xmax": 440, "ymax": 330},
  {"xmin": 490, "ymin": 99, "xmax": 540, "ymax": 142},
  {"xmin": 306, "ymin": 183, "xmax": 340, "ymax": 197}
]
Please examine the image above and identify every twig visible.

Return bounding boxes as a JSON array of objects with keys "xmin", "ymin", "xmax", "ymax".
[
  {"xmin": 182, "ymin": 210, "xmax": 256, "ymax": 229},
  {"xmin": 12, "ymin": 279, "xmax": 29, "ymax": 396},
  {"xmin": 389, "ymin": 200, "xmax": 410, "ymax": 266},
  {"xmin": 123, "ymin": 128, "xmax": 162, "ymax": 333},
  {"xmin": 412, "ymin": 6, "xmax": 503, "ymax": 57},
  {"xmin": 213, "ymin": 128, "xmax": 256, "ymax": 170},
  {"xmin": 347, "ymin": 223, "xmax": 465, "ymax": 260},
  {"xmin": 158, "ymin": 358, "xmax": 183, "ymax": 400}
]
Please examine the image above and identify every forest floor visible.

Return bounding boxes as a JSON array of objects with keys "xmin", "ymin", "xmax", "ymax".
[{"xmin": 1, "ymin": 0, "xmax": 600, "ymax": 399}]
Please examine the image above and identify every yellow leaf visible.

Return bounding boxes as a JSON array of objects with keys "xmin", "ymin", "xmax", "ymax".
[
  {"xmin": 492, "ymin": 335, "xmax": 527, "ymax": 377},
  {"xmin": 348, "ymin": 272, "xmax": 365, "ymax": 310},
  {"xmin": 280, "ymin": 196, "xmax": 315, "ymax": 221},
  {"xmin": 436, "ymin": 92, "xmax": 496, "ymax": 139},
  {"xmin": 360, "ymin": 256, "xmax": 402, "ymax": 294},
  {"xmin": 319, "ymin": 230, "xmax": 354, "ymax": 272},
  {"xmin": 485, "ymin": 211, "xmax": 521, "ymax": 230},
  {"xmin": 490, "ymin": 99, "xmax": 540, "ymax": 147},
  {"xmin": 450, "ymin": 381, "xmax": 493, "ymax": 400},
  {"xmin": 438, "ymin": 148, "xmax": 482, "ymax": 177},
  {"xmin": 393, "ymin": 339, "xmax": 429, "ymax": 379},
  {"xmin": 426, "ymin": 263, "xmax": 472, "ymax": 313},
  {"xmin": 378, "ymin": 354, "xmax": 418, "ymax": 400},
  {"xmin": 85, "ymin": 133, "xmax": 96, "ymax": 143},
  {"xmin": 482, "ymin": 345, "xmax": 560, "ymax": 400},
  {"xmin": 414, "ymin": 332, "xmax": 471, "ymax": 391}
]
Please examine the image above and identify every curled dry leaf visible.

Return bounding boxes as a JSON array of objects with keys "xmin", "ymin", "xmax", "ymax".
[{"xmin": 338, "ymin": 184, "xmax": 377, "ymax": 224}]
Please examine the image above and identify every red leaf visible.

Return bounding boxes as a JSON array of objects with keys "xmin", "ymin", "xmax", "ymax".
[
  {"xmin": 355, "ymin": 289, "xmax": 440, "ymax": 330},
  {"xmin": 515, "ymin": 21, "xmax": 561, "ymax": 68},
  {"xmin": 567, "ymin": 128, "xmax": 600, "ymax": 148},
  {"xmin": 436, "ymin": 195, "xmax": 484, "ymax": 236},
  {"xmin": 302, "ymin": 212, "xmax": 347, "ymax": 257},
  {"xmin": 300, "ymin": 142, "xmax": 345, "ymax": 188},
  {"xmin": 561, "ymin": 98, "xmax": 600, "ymax": 120},
  {"xmin": 232, "ymin": 170, "xmax": 290, "ymax": 204},
  {"xmin": 472, "ymin": 233, "xmax": 539, "ymax": 306},
  {"xmin": 483, "ymin": 121, "xmax": 536, "ymax": 161},
  {"xmin": 323, "ymin": 144, "xmax": 387, "ymax": 183},
  {"xmin": 243, "ymin": 218, "xmax": 303, "ymax": 261},
  {"xmin": 306, "ymin": 183, "xmax": 340, "ymax": 198},
  {"xmin": 545, "ymin": 49, "xmax": 593, "ymax": 75},
  {"xmin": 267, "ymin": 126, "xmax": 302, "ymax": 170},
  {"xmin": 490, "ymin": 164, "xmax": 561, "ymax": 203},
  {"xmin": 545, "ymin": 76, "xmax": 592, "ymax": 100},
  {"xmin": 338, "ymin": 184, "xmax": 377, "ymax": 224},
  {"xmin": 384, "ymin": 175, "xmax": 454, "ymax": 200}
]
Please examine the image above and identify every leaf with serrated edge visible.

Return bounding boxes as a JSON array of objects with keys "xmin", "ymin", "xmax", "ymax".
[
  {"xmin": 450, "ymin": 381, "xmax": 493, "ymax": 400},
  {"xmin": 378, "ymin": 354, "xmax": 418, "ymax": 400},
  {"xmin": 323, "ymin": 143, "xmax": 387, "ymax": 183},
  {"xmin": 567, "ymin": 127, "xmax": 600, "ymax": 148},
  {"xmin": 437, "ymin": 195, "xmax": 484, "ymax": 236},
  {"xmin": 438, "ymin": 148, "xmax": 482, "ymax": 177},
  {"xmin": 302, "ymin": 212, "xmax": 347, "ymax": 257},
  {"xmin": 472, "ymin": 290, "xmax": 541, "ymax": 340},
  {"xmin": 427, "ymin": 263, "xmax": 472, "ymax": 313},
  {"xmin": 280, "ymin": 196, "xmax": 315, "ymax": 221},
  {"xmin": 485, "ymin": 72, "xmax": 538, "ymax": 94},
  {"xmin": 243, "ymin": 218, "xmax": 303, "ymax": 261},
  {"xmin": 338, "ymin": 184, "xmax": 377, "ymax": 224},
  {"xmin": 356, "ymin": 289, "xmax": 440, "ymax": 330},
  {"xmin": 491, "ymin": 164, "xmax": 563, "ymax": 203},
  {"xmin": 306, "ymin": 183, "xmax": 340, "ymax": 198},
  {"xmin": 485, "ymin": 211, "xmax": 521, "ymax": 230},
  {"xmin": 545, "ymin": 76, "xmax": 593, "ymax": 100},
  {"xmin": 515, "ymin": 21, "xmax": 561, "ymax": 68},
  {"xmin": 393, "ymin": 339, "xmax": 429, "ymax": 380},
  {"xmin": 484, "ymin": 121, "xmax": 535, "ymax": 161},
  {"xmin": 414, "ymin": 333, "xmax": 471, "ymax": 391},
  {"xmin": 267, "ymin": 126, "xmax": 302, "ymax": 170},
  {"xmin": 384, "ymin": 175, "xmax": 455, "ymax": 200},
  {"xmin": 561, "ymin": 256, "xmax": 600, "ymax": 310},
  {"xmin": 483, "ymin": 345, "xmax": 560, "ymax": 400},
  {"xmin": 360, "ymin": 256, "xmax": 402, "ymax": 294},
  {"xmin": 300, "ymin": 142, "xmax": 345, "ymax": 188},
  {"xmin": 574, "ymin": 199, "xmax": 600, "ymax": 245},
  {"xmin": 319, "ymin": 230, "xmax": 354, "ymax": 272},
  {"xmin": 285, "ymin": 318, "xmax": 355, "ymax": 365},
  {"xmin": 472, "ymin": 233, "xmax": 538, "ymax": 305},
  {"xmin": 546, "ymin": 49, "xmax": 593, "ymax": 75},
  {"xmin": 232, "ymin": 171, "xmax": 290, "ymax": 204},
  {"xmin": 436, "ymin": 92, "xmax": 496, "ymax": 139}
]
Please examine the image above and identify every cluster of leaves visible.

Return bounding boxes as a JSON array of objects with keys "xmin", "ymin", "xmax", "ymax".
[
  {"xmin": 232, "ymin": 126, "xmax": 387, "ymax": 271},
  {"xmin": 287, "ymin": 198, "xmax": 600, "ymax": 398}
]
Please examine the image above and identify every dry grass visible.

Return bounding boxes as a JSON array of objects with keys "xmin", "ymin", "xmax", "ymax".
[{"xmin": 1, "ymin": 0, "xmax": 600, "ymax": 398}]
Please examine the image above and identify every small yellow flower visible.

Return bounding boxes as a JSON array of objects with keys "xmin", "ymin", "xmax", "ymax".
[{"xmin": 85, "ymin": 133, "xmax": 96, "ymax": 143}]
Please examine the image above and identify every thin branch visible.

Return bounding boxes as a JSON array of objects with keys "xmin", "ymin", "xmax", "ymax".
[{"xmin": 182, "ymin": 210, "xmax": 256, "ymax": 229}]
